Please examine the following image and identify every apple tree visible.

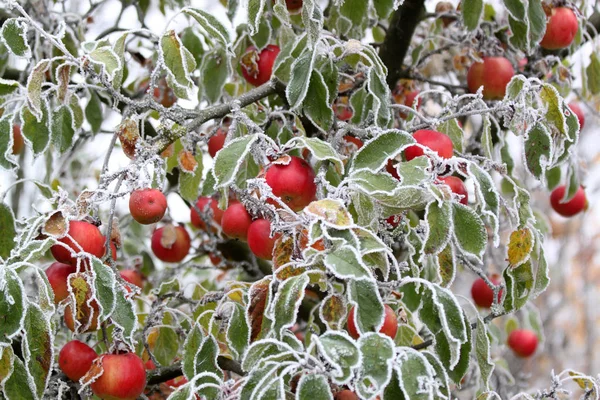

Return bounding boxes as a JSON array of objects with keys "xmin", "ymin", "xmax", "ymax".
[{"xmin": 0, "ymin": 0, "xmax": 598, "ymax": 399}]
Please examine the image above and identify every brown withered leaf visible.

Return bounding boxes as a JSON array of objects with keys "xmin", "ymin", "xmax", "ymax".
[
  {"xmin": 320, "ymin": 294, "xmax": 346, "ymax": 330},
  {"xmin": 159, "ymin": 224, "xmax": 177, "ymax": 248},
  {"xmin": 240, "ymin": 48, "xmax": 259, "ymax": 78},
  {"xmin": 272, "ymin": 235, "xmax": 294, "ymax": 271},
  {"xmin": 507, "ymin": 228, "xmax": 534, "ymax": 268},
  {"xmin": 161, "ymin": 143, "xmax": 174, "ymax": 158},
  {"xmin": 304, "ymin": 199, "xmax": 353, "ymax": 228},
  {"xmin": 81, "ymin": 355, "xmax": 105, "ymax": 386},
  {"xmin": 247, "ymin": 278, "xmax": 271, "ymax": 343},
  {"xmin": 178, "ymin": 150, "xmax": 197, "ymax": 173},
  {"xmin": 110, "ymin": 218, "xmax": 121, "ymax": 247},
  {"xmin": 42, "ymin": 211, "xmax": 68, "ymax": 238},
  {"xmin": 117, "ymin": 119, "xmax": 140, "ymax": 159},
  {"xmin": 76, "ymin": 190, "xmax": 95, "ymax": 215}
]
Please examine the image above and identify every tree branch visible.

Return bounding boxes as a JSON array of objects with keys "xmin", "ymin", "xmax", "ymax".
[
  {"xmin": 155, "ymin": 78, "xmax": 287, "ymax": 152},
  {"xmin": 379, "ymin": 0, "xmax": 426, "ymax": 89},
  {"xmin": 146, "ymin": 357, "xmax": 245, "ymax": 385}
]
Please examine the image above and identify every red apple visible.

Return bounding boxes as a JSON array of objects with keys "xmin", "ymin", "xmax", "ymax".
[
  {"xmin": 90, "ymin": 353, "xmax": 146, "ymax": 400},
  {"xmin": 120, "ymin": 270, "xmax": 143, "ymax": 289},
  {"xmin": 240, "ymin": 45, "xmax": 281, "ymax": 87},
  {"xmin": 471, "ymin": 275, "xmax": 502, "ymax": 308},
  {"xmin": 467, "ymin": 57, "xmax": 515, "ymax": 100},
  {"xmin": 404, "ymin": 129, "xmax": 454, "ymax": 161},
  {"xmin": 507, "ymin": 329, "xmax": 538, "ymax": 357},
  {"xmin": 12, "ymin": 125, "xmax": 24, "ymax": 155},
  {"xmin": 221, "ymin": 202, "xmax": 253, "ymax": 240},
  {"xmin": 151, "ymin": 225, "xmax": 191, "ymax": 263},
  {"xmin": 51, "ymin": 220, "xmax": 106, "ymax": 267},
  {"xmin": 59, "ymin": 340, "xmax": 98, "ymax": 381},
  {"xmin": 247, "ymin": 218, "xmax": 280, "ymax": 260},
  {"xmin": 550, "ymin": 185, "xmax": 587, "ymax": 217},
  {"xmin": 400, "ymin": 90, "xmax": 422, "ymax": 119},
  {"xmin": 190, "ymin": 196, "xmax": 224, "ymax": 231},
  {"xmin": 273, "ymin": 0, "xmax": 303, "ymax": 11},
  {"xmin": 439, "ymin": 176, "xmax": 468, "ymax": 205},
  {"xmin": 265, "ymin": 156, "xmax": 317, "ymax": 211},
  {"xmin": 347, "ymin": 304, "xmax": 398, "ymax": 339},
  {"xmin": 208, "ymin": 128, "xmax": 227, "ymax": 158},
  {"xmin": 568, "ymin": 102, "xmax": 584, "ymax": 129},
  {"xmin": 335, "ymin": 390, "xmax": 359, "ymax": 400},
  {"xmin": 45, "ymin": 262, "xmax": 77, "ymax": 304},
  {"xmin": 335, "ymin": 103, "xmax": 353, "ymax": 121},
  {"xmin": 129, "ymin": 189, "xmax": 168, "ymax": 225},
  {"xmin": 343, "ymin": 135, "xmax": 363, "ymax": 150},
  {"xmin": 540, "ymin": 7, "xmax": 579, "ymax": 50}
]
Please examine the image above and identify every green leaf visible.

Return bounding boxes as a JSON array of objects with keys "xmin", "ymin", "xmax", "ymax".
[
  {"xmin": 373, "ymin": 0, "xmax": 396, "ymax": 19},
  {"xmin": 26, "ymin": 59, "xmax": 50, "ymax": 119},
  {"xmin": 424, "ymin": 201, "xmax": 452, "ymax": 255},
  {"xmin": 356, "ymin": 333, "xmax": 394, "ymax": 398},
  {"xmin": 0, "ymin": 117, "xmax": 17, "ymax": 171},
  {"xmin": 0, "ymin": 203, "xmax": 16, "ymax": 259},
  {"xmin": 452, "ymin": 203, "xmax": 486, "ymax": 259},
  {"xmin": 242, "ymin": 340, "xmax": 292, "ymax": 371},
  {"xmin": 539, "ymin": 84, "xmax": 567, "ymax": 136},
  {"xmin": 324, "ymin": 246, "xmax": 371, "ymax": 280},
  {"xmin": 22, "ymin": 303, "xmax": 53, "ymax": 397},
  {"xmin": 587, "ymin": 52, "xmax": 600, "ymax": 95},
  {"xmin": 182, "ymin": 324, "xmax": 204, "ymax": 379},
  {"xmin": 505, "ymin": 0, "xmax": 546, "ymax": 53},
  {"xmin": 0, "ymin": 79, "xmax": 19, "ymax": 96},
  {"xmin": 201, "ymin": 49, "xmax": 230, "ymax": 104},
  {"xmin": 85, "ymin": 91, "xmax": 103, "ymax": 134},
  {"xmin": 347, "ymin": 279, "xmax": 384, "ymax": 337},
  {"xmin": 475, "ymin": 316, "xmax": 495, "ymax": 390},
  {"xmin": 179, "ymin": 151, "xmax": 203, "ymax": 203},
  {"xmin": 111, "ymin": 32, "xmax": 129, "ymax": 90},
  {"xmin": 532, "ymin": 232, "xmax": 550, "ymax": 297},
  {"xmin": 227, "ymin": 303, "xmax": 249, "ymax": 359},
  {"xmin": 1, "ymin": 18, "xmax": 31, "ymax": 57},
  {"xmin": 0, "ymin": 269, "xmax": 25, "ymax": 344},
  {"xmin": 182, "ymin": 8, "xmax": 231, "ymax": 48},
  {"xmin": 90, "ymin": 257, "xmax": 116, "ymax": 320},
  {"xmin": 296, "ymin": 374, "xmax": 333, "ymax": 400},
  {"xmin": 193, "ymin": 335, "xmax": 223, "ymax": 399},
  {"xmin": 316, "ymin": 332, "xmax": 360, "ymax": 384},
  {"xmin": 399, "ymin": 279, "xmax": 470, "ymax": 381},
  {"xmin": 111, "ymin": 291, "xmax": 137, "ymax": 345},
  {"xmin": 160, "ymin": 30, "xmax": 196, "ymax": 100},
  {"xmin": 180, "ymin": 27, "xmax": 204, "ymax": 66},
  {"xmin": 296, "ymin": 137, "xmax": 343, "ymax": 173},
  {"xmin": 503, "ymin": 261, "xmax": 534, "ymax": 312},
  {"xmin": 524, "ymin": 123, "xmax": 552, "ymax": 179},
  {"xmin": 2, "ymin": 354, "xmax": 36, "ymax": 400},
  {"xmin": 395, "ymin": 348, "xmax": 437, "ymax": 399},
  {"xmin": 272, "ymin": 274, "xmax": 309, "ymax": 337},
  {"xmin": 350, "ymin": 170, "xmax": 431, "ymax": 212},
  {"xmin": 247, "ymin": 0, "xmax": 267, "ymax": 35},
  {"xmin": 51, "ymin": 106, "xmax": 75, "ymax": 153},
  {"xmin": 154, "ymin": 278, "xmax": 180, "ymax": 297},
  {"xmin": 88, "ymin": 46, "xmax": 121, "ymax": 80},
  {"xmin": 437, "ymin": 119, "xmax": 464, "ymax": 153},
  {"xmin": 352, "ymin": 130, "xmax": 414, "ymax": 172},
  {"xmin": 303, "ymin": 71, "xmax": 334, "ymax": 133},
  {"xmin": 213, "ymin": 135, "xmax": 259, "ymax": 188},
  {"xmin": 21, "ymin": 103, "xmax": 51, "ymax": 156},
  {"xmin": 462, "ymin": 0, "xmax": 483, "ymax": 30},
  {"xmin": 340, "ymin": 0, "xmax": 369, "ymax": 27},
  {"xmin": 286, "ymin": 47, "xmax": 317, "ymax": 109},
  {"xmin": 154, "ymin": 327, "xmax": 180, "ymax": 365}
]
